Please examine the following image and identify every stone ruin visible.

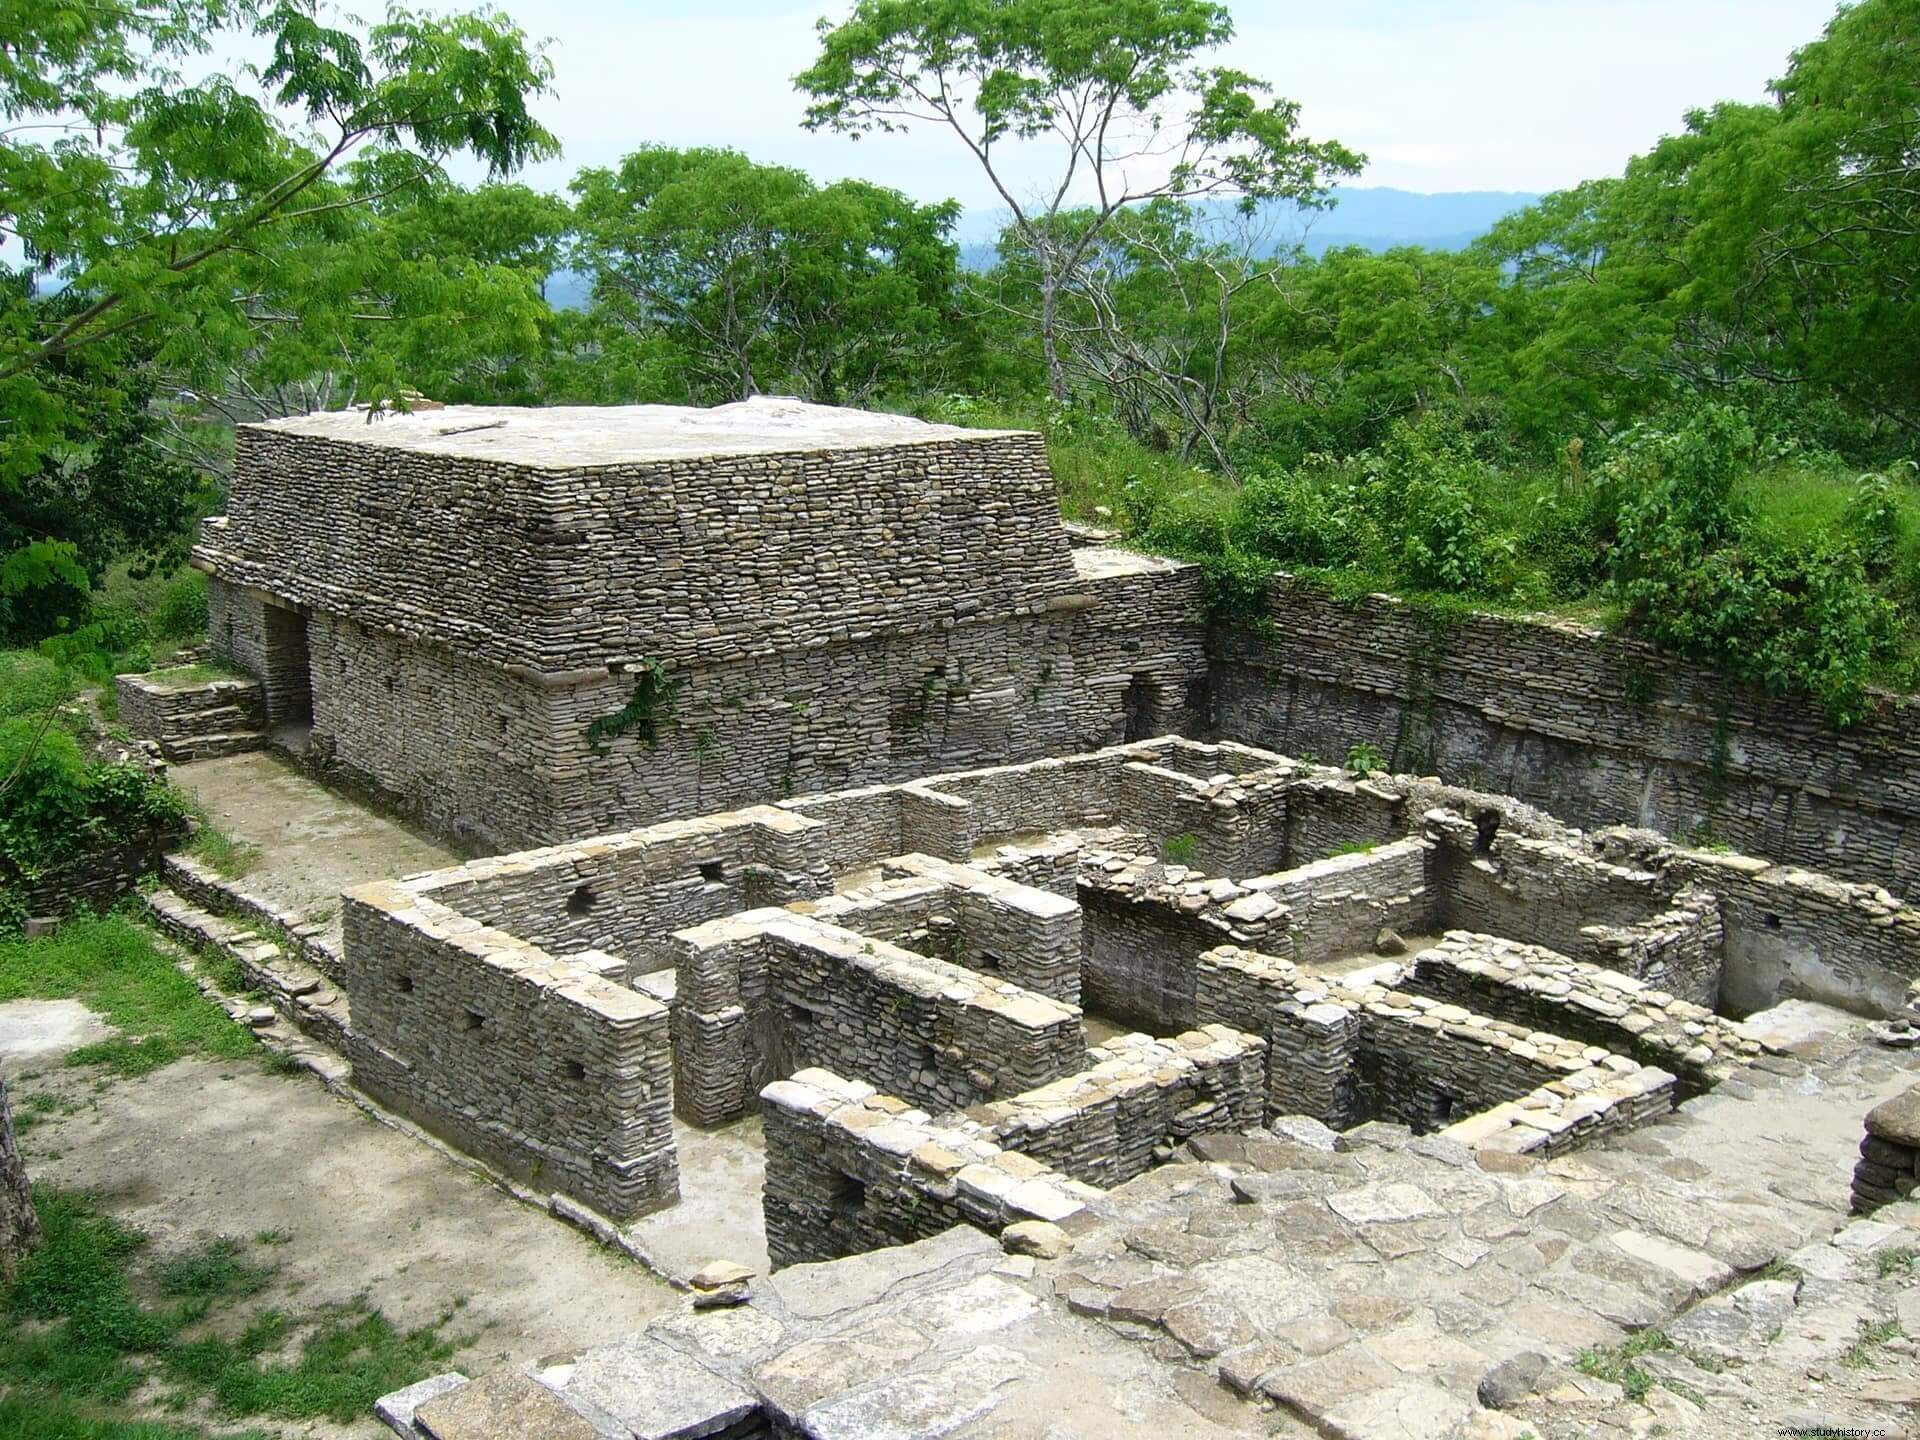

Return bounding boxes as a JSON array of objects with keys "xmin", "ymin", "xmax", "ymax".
[
  {"xmin": 126, "ymin": 398, "xmax": 1920, "ymax": 1439},
  {"xmin": 191, "ymin": 398, "xmax": 1204, "ymax": 851}
]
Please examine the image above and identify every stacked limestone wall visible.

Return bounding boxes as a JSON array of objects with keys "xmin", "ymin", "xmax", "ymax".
[
  {"xmin": 197, "ymin": 411, "xmax": 1210, "ymax": 851},
  {"xmin": 972, "ymin": 1027, "xmax": 1266, "ymax": 1186},
  {"xmin": 204, "ymin": 576, "xmax": 311, "ymax": 725},
  {"xmin": 1425, "ymin": 814, "xmax": 1725, "ymax": 1007},
  {"xmin": 115, "ymin": 671, "xmax": 266, "ymax": 761},
  {"xmin": 409, "ymin": 806, "xmax": 830, "ymax": 979},
  {"xmin": 1402, "ymin": 934, "xmax": 1767, "ymax": 1097},
  {"xmin": 670, "ymin": 911, "xmax": 1086, "ymax": 1126},
  {"xmin": 341, "ymin": 882, "xmax": 676, "ymax": 1220},
  {"xmin": 1211, "ymin": 573, "xmax": 1920, "ymax": 897},
  {"xmin": 761, "ymin": 1068, "xmax": 1096, "ymax": 1268}
]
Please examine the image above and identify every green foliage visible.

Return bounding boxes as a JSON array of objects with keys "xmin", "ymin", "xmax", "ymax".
[
  {"xmin": 1, "ymin": 1187, "xmax": 458, "ymax": 1432},
  {"xmin": 568, "ymin": 147, "xmax": 968, "ymax": 405},
  {"xmin": 0, "ymin": 914, "xmax": 257, "ymax": 1075},
  {"xmin": 0, "ymin": 717, "xmax": 192, "ymax": 885},
  {"xmin": 1343, "ymin": 744, "xmax": 1384, "ymax": 776},
  {"xmin": 1161, "ymin": 832, "xmax": 1198, "ymax": 866},
  {"xmin": 586, "ymin": 657, "xmax": 682, "ymax": 754},
  {"xmin": 186, "ymin": 824, "xmax": 263, "ymax": 881}
]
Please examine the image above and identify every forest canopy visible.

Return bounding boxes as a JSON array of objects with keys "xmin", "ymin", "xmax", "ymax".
[{"xmin": 3, "ymin": 0, "xmax": 1916, "ymax": 722}]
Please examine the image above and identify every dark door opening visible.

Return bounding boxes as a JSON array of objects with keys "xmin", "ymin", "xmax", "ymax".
[
  {"xmin": 262, "ymin": 603, "xmax": 314, "ymax": 740},
  {"xmin": 1122, "ymin": 672, "xmax": 1158, "ymax": 743}
]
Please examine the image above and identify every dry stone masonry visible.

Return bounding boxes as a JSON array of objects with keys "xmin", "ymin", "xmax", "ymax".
[
  {"xmin": 151, "ymin": 397, "xmax": 1920, "ymax": 1440},
  {"xmin": 193, "ymin": 399, "xmax": 1207, "ymax": 850}
]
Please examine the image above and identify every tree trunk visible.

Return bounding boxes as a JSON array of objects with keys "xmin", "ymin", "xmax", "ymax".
[
  {"xmin": 1040, "ymin": 275, "xmax": 1069, "ymax": 404},
  {"xmin": 0, "ymin": 1075, "xmax": 40, "ymax": 1283}
]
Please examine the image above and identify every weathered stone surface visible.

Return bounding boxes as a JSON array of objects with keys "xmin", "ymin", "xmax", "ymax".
[
  {"xmin": 1000, "ymin": 1220, "xmax": 1072, "ymax": 1259},
  {"xmin": 556, "ymin": 1336, "xmax": 760, "ymax": 1440},
  {"xmin": 1476, "ymin": 1351, "xmax": 1547, "ymax": 1410},
  {"xmin": 412, "ymin": 1371, "xmax": 601, "ymax": 1440},
  {"xmin": 1865, "ymin": 1086, "xmax": 1920, "ymax": 1148}
]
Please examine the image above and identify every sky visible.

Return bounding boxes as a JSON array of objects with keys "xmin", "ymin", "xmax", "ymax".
[{"xmin": 459, "ymin": 0, "xmax": 1845, "ymax": 225}]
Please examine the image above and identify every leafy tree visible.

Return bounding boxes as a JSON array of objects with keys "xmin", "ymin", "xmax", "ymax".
[
  {"xmin": 569, "ymin": 146, "xmax": 965, "ymax": 404},
  {"xmin": 796, "ymin": 0, "xmax": 1360, "ymax": 402},
  {"xmin": 0, "ymin": 0, "xmax": 557, "ymax": 635}
]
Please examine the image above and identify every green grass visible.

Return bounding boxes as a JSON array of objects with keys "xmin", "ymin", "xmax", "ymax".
[
  {"xmin": 1, "ymin": 1187, "xmax": 463, "ymax": 1434},
  {"xmin": 1873, "ymin": 1245, "xmax": 1916, "ymax": 1278},
  {"xmin": 0, "ymin": 914, "xmax": 256, "ymax": 1078},
  {"xmin": 1842, "ymin": 1316, "xmax": 1904, "ymax": 1369},
  {"xmin": 1575, "ymin": 1328, "xmax": 1672, "ymax": 1404},
  {"xmin": 141, "ymin": 663, "xmax": 244, "ymax": 690},
  {"xmin": 183, "ymin": 825, "xmax": 261, "ymax": 882}
]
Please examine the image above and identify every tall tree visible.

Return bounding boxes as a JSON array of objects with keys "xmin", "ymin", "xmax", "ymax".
[
  {"xmin": 570, "ymin": 147, "xmax": 964, "ymax": 404},
  {"xmin": 0, "ymin": 1076, "xmax": 37, "ymax": 1283},
  {"xmin": 796, "ymin": 0, "xmax": 1360, "ymax": 403},
  {"xmin": 0, "ymin": 0, "xmax": 556, "ymax": 635}
]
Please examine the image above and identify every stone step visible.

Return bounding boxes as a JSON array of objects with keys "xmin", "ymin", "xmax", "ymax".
[
  {"xmin": 165, "ymin": 728, "xmax": 269, "ymax": 761},
  {"xmin": 142, "ymin": 885, "xmax": 351, "ymax": 1049}
]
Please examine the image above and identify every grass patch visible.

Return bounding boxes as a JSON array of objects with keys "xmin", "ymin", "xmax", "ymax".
[
  {"xmin": 0, "ymin": 914, "xmax": 256, "ymax": 1078},
  {"xmin": 1841, "ymin": 1316, "xmax": 1904, "ymax": 1369},
  {"xmin": 1873, "ymin": 1246, "xmax": 1917, "ymax": 1278},
  {"xmin": 184, "ymin": 825, "xmax": 262, "ymax": 881},
  {"xmin": 2, "ymin": 1187, "xmax": 463, "ymax": 1433},
  {"xmin": 1575, "ymin": 1328, "xmax": 1671, "ymax": 1403}
]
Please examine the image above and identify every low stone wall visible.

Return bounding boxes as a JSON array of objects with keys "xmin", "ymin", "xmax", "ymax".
[
  {"xmin": 1428, "ymin": 815, "xmax": 1724, "ymax": 1007},
  {"xmin": 1852, "ymin": 1087, "xmax": 1920, "ymax": 1215},
  {"xmin": 341, "ymin": 882, "xmax": 677, "ymax": 1220},
  {"xmin": 404, "ymin": 805, "xmax": 832, "ymax": 979},
  {"xmin": 115, "ymin": 670, "xmax": 266, "ymax": 761},
  {"xmin": 1191, "ymin": 943, "xmax": 1677, "ymax": 1154},
  {"xmin": 808, "ymin": 854, "xmax": 1084, "ymax": 1004},
  {"xmin": 1250, "ymin": 838, "xmax": 1435, "ymax": 966},
  {"xmin": 1211, "ymin": 572, "xmax": 1920, "ymax": 899},
  {"xmin": 1666, "ymin": 847, "xmax": 1920, "ymax": 1017},
  {"xmin": 761, "ymin": 1067, "xmax": 1097, "ymax": 1268},
  {"xmin": 669, "ymin": 910, "xmax": 1086, "ymax": 1126},
  {"xmin": 967, "ymin": 1026, "xmax": 1266, "ymax": 1187},
  {"xmin": 1402, "ymin": 933, "xmax": 1766, "ymax": 1096}
]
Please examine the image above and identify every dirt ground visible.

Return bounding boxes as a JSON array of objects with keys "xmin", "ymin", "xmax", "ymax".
[
  {"xmin": 170, "ymin": 751, "xmax": 461, "ymax": 920},
  {"xmin": 4, "ymin": 999, "xmax": 679, "ymax": 1438}
]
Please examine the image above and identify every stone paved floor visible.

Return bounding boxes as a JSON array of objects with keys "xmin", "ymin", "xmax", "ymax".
[
  {"xmin": 1031, "ymin": 1004, "xmax": 1920, "ymax": 1437},
  {"xmin": 436, "ymin": 1007, "xmax": 1920, "ymax": 1439}
]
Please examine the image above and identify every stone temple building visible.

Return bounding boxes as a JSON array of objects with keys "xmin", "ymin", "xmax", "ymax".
[{"xmin": 194, "ymin": 398, "xmax": 1204, "ymax": 851}]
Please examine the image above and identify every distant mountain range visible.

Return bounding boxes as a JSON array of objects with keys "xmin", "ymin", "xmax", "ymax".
[{"xmin": 545, "ymin": 187, "xmax": 1540, "ymax": 310}]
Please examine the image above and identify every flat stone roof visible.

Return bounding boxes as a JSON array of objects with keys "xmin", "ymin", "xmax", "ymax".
[{"xmin": 242, "ymin": 396, "xmax": 1028, "ymax": 467}]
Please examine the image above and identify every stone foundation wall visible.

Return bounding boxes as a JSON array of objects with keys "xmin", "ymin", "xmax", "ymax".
[
  {"xmin": 1402, "ymin": 934, "xmax": 1765, "ymax": 1096},
  {"xmin": 1253, "ymin": 838, "xmax": 1436, "ymax": 966},
  {"xmin": 340, "ymin": 882, "xmax": 676, "ymax": 1220},
  {"xmin": 809, "ymin": 855, "xmax": 1084, "ymax": 1004},
  {"xmin": 115, "ymin": 672, "xmax": 266, "ymax": 760},
  {"xmin": 1665, "ymin": 848, "xmax": 1920, "ymax": 1017},
  {"xmin": 761, "ymin": 1067, "xmax": 1095, "ymax": 1268},
  {"xmin": 1211, "ymin": 573, "xmax": 1920, "ymax": 898},
  {"xmin": 1351, "ymin": 999, "xmax": 1582, "ymax": 1134},
  {"xmin": 969, "ymin": 1026, "xmax": 1266, "ymax": 1187},
  {"xmin": 1428, "ymin": 817, "xmax": 1725, "ymax": 1007},
  {"xmin": 670, "ymin": 911, "xmax": 1086, "ymax": 1126},
  {"xmin": 1853, "ymin": 1089, "xmax": 1920, "ymax": 1214},
  {"xmin": 1078, "ymin": 885, "xmax": 1238, "ymax": 1031}
]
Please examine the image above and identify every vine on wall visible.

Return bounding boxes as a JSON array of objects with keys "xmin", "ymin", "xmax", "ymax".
[{"xmin": 586, "ymin": 657, "xmax": 681, "ymax": 754}]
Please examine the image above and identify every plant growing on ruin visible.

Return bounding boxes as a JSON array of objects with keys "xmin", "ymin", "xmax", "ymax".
[
  {"xmin": 585, "ymin": 659, "xmax": 681, "ymax": 755},
  {"xmin": 1343, "ymin": 743, "xmax": 1384, "ymax": 776},
  {"xmin": 1161, "ymin": 833, "xmax": 1198, "ymax": 866}
]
